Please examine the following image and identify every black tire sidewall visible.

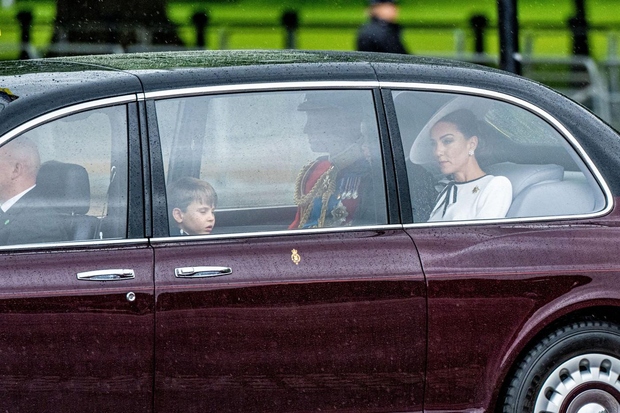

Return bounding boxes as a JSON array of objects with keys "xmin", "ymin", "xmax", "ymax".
[{"xmin": 507, "ymin": 322, "xmax": 620, "ymax": 412}]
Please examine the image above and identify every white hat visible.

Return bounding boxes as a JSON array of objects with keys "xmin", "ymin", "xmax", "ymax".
[{"xmin": 409, "ymin": 95, "xmax": 493, "ymax": 169}]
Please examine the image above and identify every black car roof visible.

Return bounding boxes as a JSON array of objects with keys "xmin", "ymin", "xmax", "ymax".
[
  {"xmin": 0, "ymin": 49, "xmax": 520, "ymax": 108},
  {"xmin": 0, "ymin": 50, "xmax": 509, "ymax": 133},
  {"xmin": 1, "ymin": 49, "xmax": 620, "ymax": 195}
]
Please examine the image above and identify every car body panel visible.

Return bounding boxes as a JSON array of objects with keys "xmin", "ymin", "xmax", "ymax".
[
  {"xmin": 407, "ymin": 207, "xmax": 620, "ymax": 411},
  {"xmin": 0, "ymin": 244, "xmax": 154, "ymax": 411},
  {"xmin": 153, "ymin": 229, "xmax": 426, "ymax": 412}
]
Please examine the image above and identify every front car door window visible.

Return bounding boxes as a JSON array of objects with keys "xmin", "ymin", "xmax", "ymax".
[
  {"xmin": 2, "ymin": 105, "xmax": 129, "ymax": 244},
  {"xmin": 0, "ymin": 102, "xmax": 154, "ymax": 411}
]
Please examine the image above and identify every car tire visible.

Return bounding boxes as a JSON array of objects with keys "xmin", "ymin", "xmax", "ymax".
[{"xmin": 503, "ymin": 320, "xmax": 620, "ymax": 413}]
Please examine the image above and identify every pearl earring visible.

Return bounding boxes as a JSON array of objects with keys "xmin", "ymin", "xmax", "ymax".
[{"xmin": 468, "ymin": 149, "xmax": 474, "ymax": 156}]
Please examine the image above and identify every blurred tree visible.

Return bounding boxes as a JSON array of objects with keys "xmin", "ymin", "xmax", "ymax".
[{"xmin": 51, "ymin": 0, "xmax": 182, "ymax": 49}]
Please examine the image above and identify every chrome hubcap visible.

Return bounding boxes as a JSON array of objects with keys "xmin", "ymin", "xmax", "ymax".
[
  {"xmin": 567, "ymin": 391, "xmax": 619, "ymax": 413},
  {"xmin": 535, "ymin": 354, "xmax": 620, "ymax": 413},
  {"xmin": 575, "ymin": 403, "xmax": 608, "ymax": 413}
]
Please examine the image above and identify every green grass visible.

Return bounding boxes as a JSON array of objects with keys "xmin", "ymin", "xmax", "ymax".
[{"xmin": 0, "ymin": 0, "xmax": 619, "ymax": 60}]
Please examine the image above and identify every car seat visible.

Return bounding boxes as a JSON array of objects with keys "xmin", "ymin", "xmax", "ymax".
[
  {"xmin": 36, "ymin": 160, "xmax": 100, "ymax": 240},
  {"xmin": 486, "ymin": 162, "xmax": 596, "ymax": 218}
]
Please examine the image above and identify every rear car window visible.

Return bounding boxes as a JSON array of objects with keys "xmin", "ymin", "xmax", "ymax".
[{"xmin": 392, "ymin": 90, "xmax": 606, "ymax": 223}]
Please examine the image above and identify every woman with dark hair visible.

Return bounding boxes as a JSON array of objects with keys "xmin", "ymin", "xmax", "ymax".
[{"xmin": 428, "ymin": 109, "xmax": 512, "ymax": 221}]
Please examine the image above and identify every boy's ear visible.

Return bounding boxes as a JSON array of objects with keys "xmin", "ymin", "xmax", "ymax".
[{"xmin": 172, "ymin": 208, "xmax": 184, "ymax": 224}]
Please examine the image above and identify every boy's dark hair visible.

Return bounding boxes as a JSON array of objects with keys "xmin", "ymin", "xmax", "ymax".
[{"xmin": 168, "ymin": 177, "xmax": 217, "ymax": 213}]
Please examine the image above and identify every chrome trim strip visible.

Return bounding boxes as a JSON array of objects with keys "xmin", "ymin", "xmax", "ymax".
[
  {"xmin": 143, "ymin": 81, "xmax": 381, "ymax": 99},
  {"xmin": 0, "ymin": 95, "xmax": 137, "ymax": 146},
  {"xmin": 0, "ymin": 238, "xmax": 149, "ymax": 251},
  {"xmin": 403, "ymin": 212, "xmax": 606, "ymax": 229},
  {"xmin": 216, "ymin": 204, "xmax": 297, "ymax": 213},
  {"xmin": 151, "ymin": 224, "xmax": 403, "ymax": 244},
  {"xmin": 382, "ymin": 81, "xmax": 615, "ymax": 221}
]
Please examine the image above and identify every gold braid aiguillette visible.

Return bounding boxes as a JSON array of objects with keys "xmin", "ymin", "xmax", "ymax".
[{"xmin": 293, "ymin": 161, "xmax": 338, "ymax": 228}]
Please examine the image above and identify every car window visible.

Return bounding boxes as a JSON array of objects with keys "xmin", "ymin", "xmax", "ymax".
[
  {"xmin": 0, "ymin": 105, "xmax": 129, "ymax": 245},
  {"xmin": 157, "ymin": 89, "xmax": 388, "ymax": 236},
  {"xmin": 393, "ymin": 90, "xmax": 606, "ymax": 223}
]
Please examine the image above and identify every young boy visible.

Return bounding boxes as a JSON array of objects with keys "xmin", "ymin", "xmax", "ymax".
[{"xmin": 168, "ymin": 177, "xmax": 217, "ymax": 235}]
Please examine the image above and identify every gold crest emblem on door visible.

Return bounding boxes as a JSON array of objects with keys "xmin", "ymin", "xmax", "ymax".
[{"xmin": 291, "ymin": 249, "xmax": 301, "ymax": 265}]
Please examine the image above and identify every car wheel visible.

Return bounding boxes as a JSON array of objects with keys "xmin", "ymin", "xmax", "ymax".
[{"xmin": 503, "ymin": 320, "xmax": 620, "ymax": 413}]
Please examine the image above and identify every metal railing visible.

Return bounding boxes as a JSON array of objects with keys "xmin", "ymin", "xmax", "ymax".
[{"xmin": 2, "ymin": 9, "xmax": 620, "ymax": 130}]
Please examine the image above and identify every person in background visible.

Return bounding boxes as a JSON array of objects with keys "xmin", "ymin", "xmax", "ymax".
[
  {"xmin": 169, "ymin": 177, "xmax": 217, "ymax": 235},
  {"xmin": 357, "ymin": 0, "xmax": 407, "ymax": 54}
]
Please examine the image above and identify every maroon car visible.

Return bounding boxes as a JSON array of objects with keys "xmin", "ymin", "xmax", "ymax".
[{"xmin": 0, "ymin": 50, "xmax": 618, "ymax": 412}]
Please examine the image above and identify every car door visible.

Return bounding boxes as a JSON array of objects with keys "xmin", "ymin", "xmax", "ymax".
[
  {"xmin": 0, "ymin": 100, "xmax": 154, "ymax": 412},
  {"xmin": 150, "ymin": 87, "xmax": 427, "ymax": 412},
  {"xmin": 389, "ymin": 87, "xmax": 613, "ymax": 410}
]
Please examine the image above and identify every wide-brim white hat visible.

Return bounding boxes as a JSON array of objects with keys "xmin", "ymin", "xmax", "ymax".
[{"xmin": 409, "ymin": 95, "xmax": 493, "ymax": 169}]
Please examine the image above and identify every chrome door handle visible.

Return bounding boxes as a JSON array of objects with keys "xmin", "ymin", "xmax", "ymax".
[
  {"xmin": 77, "ymin": 269, "xmax": 136, "ymax": 281},
  {"xmin": 175, "ymin": 266, "xmax": 232, "ymax": 278}
]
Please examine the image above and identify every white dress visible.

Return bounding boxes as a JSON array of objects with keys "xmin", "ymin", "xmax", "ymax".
[{"xmin": 428, "ymin": 175, "xmax": 512, "ymax": 222}]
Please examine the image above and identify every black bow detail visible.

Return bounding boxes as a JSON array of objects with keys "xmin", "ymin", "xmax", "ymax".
[{"xmin": 436, "ymin": 181, "xmax": 458, "ymax": 218}]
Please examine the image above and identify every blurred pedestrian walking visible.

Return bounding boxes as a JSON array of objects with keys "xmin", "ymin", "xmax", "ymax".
[{"xmin": 357, "ymin": 0, "xmax": 407, "ymax": 54}]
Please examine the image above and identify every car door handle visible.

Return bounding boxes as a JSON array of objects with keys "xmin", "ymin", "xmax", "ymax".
[
  {"xmin": 175, "ymin": 266, "xmax": 232, "ymax": 278},
  {"xmin": 76, "ymin": 269, "xmax": 136, "ymax": 281}
]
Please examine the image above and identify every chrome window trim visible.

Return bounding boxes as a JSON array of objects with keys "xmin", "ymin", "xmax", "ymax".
[
  {"xmin": 146, "ymin": 80, "xmax": 613, "ymax": 235},
  {"xmin": 216, "ymin": 205, "xmax": 295, "ymax": 212},
  {"xmin": 382, "ymin": 81, "xmax": 614, "ymax": 225},
  {"xmin": 150, "ymin": 224, "xmax": 403, "ymax": 245},
  {"xmin": 402, "ymin": 214, "xmax": 602, "ymax": 229},
  {"xmin": 144, "ymin": 81, "xmax": 381, "ymax": 99},
  {"xmin": 0, "ymin": 95, "xmax": 137, "ymax": 146},
  {"xmin": 0, "ymin": 238, "xmax": 149, "ymax": 252}
]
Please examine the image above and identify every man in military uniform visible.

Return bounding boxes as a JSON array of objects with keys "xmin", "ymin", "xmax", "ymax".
[
  {"xmin": 289, "ymin": 92, "xmax": 378, "ymax": 229},
  {"xmin": 357, "ymin": 0, "xmax": 407, "ymax": 54}
]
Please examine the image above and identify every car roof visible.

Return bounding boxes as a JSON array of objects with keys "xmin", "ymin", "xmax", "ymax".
[
  {"xmin": 0, "ymin": 50, "xmax": 510, "ymax": 134},
  {"xmin": 1, "ymin": 49, "xmax": 620, "ymax": 196}
]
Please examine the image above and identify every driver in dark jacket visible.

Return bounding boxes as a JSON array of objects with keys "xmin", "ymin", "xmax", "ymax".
[
  {"xmin": 357, "ymin": 0, "xmax": 407, "ymax": 54},
  {"xmin": 0, "ymin": 137, "xmax": 69, "ymax": 246}
]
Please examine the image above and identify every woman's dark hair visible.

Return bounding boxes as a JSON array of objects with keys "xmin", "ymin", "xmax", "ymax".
[{"xmin": 436, "ymin": 109, "xmax": 480, "ymax": 139}]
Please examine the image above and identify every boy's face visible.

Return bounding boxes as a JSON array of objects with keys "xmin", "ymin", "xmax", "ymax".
[{"xmin": 173, "ymin": 200, "xmax": 215, "ymax": 235}]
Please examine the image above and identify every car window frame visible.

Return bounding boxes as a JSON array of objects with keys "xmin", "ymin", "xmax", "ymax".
[
  {"xmin": 382, "ymin": 81, "xmax": 613, "ymax": 227},
  {"xmin": 146, "ymin": 81, "xmax": 402, "ymax": 242},
  {"xmin": 0, "ymin": 94, "xmax": 148, "ymax": 250}
]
